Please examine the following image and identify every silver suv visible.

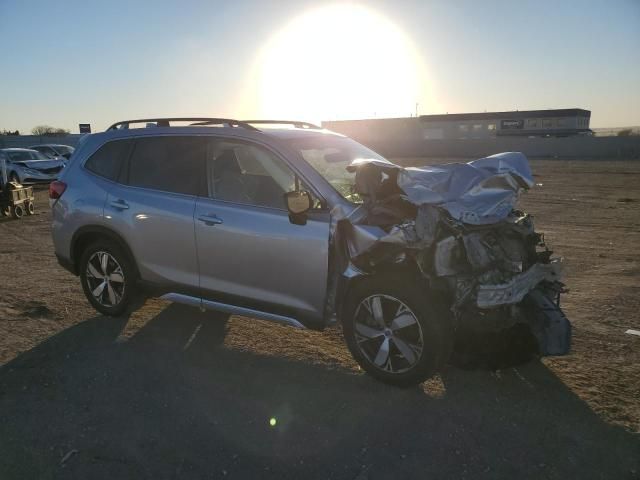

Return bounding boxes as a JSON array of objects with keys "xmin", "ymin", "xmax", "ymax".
[{"xmin": 50, "ymin": 117, "xmax": 571, "ymax": 386}]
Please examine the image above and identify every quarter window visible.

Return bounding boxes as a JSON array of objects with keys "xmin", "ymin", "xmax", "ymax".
[
  {"xmin": 128, "ymin": 136, "xmax": 207, "ymax": 195},
  {"xmin": 85, "ymin": 139, "xmax": 134, "ymax": 181}
]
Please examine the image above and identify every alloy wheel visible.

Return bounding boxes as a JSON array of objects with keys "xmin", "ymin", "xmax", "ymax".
[
  {"xmin": 85, "ymin": 251, "xmax": 125, "ymax": 307},
  {"xmin": 353, "ymin": 294, "xmax": 424, "ymax": 373}
]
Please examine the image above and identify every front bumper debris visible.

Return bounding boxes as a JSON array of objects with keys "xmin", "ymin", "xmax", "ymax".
[
  {"xmin": 525, "ymin": 289, "xmax": 572, "ymax": 355},
  {"xmin": 476, "ymin": 260, "xmax": 561, "ymax": 309}
]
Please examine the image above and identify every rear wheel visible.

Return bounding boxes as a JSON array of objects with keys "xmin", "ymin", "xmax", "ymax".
[
  {"xmin": 79, "ymin": 240, "xmax": 137, "ymax": 316},
  {"xmin": 342, "ymin": 275, "xmax": 452, "ymax": 387},
  {"xmin": 26, "ymin": 202, "xmax": 35, "ymax": 215}
]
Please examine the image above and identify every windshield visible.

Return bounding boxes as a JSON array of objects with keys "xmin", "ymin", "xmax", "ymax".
[
  {"xmin": 54, "ymin": 145, "xmax": 74, "ymax": 155},
  {"xmin": 286, "ymin": 135, "xmax": 391, "ymax": 203}
]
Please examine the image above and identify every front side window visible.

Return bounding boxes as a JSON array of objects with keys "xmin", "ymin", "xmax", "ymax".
[
  {"xmin": 85, "ymin": 139, "xmax": 134, "ymax": 181},
  {"xmin": 208, "ymin": 140, "xmax": 298, "ymax": 209},
  {"xmin": 6, "ymin": 151, "xmax": 32, "ymax": 162},
  {"xmin": 285, "ymin": 135, "xmax": 390, "ymax": 204},
  {"xmin": 128, "ymin": 136, "xmax": 207, "ymax": 195}
]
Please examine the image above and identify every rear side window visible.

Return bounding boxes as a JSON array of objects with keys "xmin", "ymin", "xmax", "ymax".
[
  {"xmin": 127, "ymin": 136, "xmax": 207, "ymax": 196},
  {"xmin": 85, "ymin": 140, "xmax": 134, "ymax": 181}
]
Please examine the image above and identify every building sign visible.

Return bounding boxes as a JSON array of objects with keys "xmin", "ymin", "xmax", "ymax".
[
  {"xmin": 500, "ymin": 119, "xmax": 523, "ymax": 130},
  {"xmin": 79, "ymin": 123, "xmax": 91, "ymax": 134}
]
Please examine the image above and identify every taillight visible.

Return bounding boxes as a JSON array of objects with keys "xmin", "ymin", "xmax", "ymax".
[{"xmin": 49, "ymin": 181, "xmax": 67, "ymax": 200}]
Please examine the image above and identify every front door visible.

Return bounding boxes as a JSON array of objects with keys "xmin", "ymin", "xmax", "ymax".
[{"xmin": 194, "ymin": 138, "xmax": 330, "ymax": 324}]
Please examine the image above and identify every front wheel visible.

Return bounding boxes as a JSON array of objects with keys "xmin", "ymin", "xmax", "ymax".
[
  {"xmin": 342, "ymin": 275, "xmax": 452, "ymax": 387},
  {"xmin": 79, "ymin": 240, "xmax": 137, "ymax": 316}
]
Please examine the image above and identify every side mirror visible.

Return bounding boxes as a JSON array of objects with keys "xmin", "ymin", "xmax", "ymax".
[{"xmin": 284, "ymin": 190, "xmax": 312, "ymax": 225}]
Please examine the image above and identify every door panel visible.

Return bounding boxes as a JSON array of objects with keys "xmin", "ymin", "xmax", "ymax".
[
  {"xmin": 102, "ymin": 135, "xmax": 206, "ymax": 289},
  {"xmin": 195, "ymin": 137, "xmax": 330, "ymax": 322},
  {"xmin": 105, "ymin": 186, "xmax": 198, "ymax": 287},
  {"xmin": 195, "ymin": 198, "xmax": 330, "ymax": 320}
]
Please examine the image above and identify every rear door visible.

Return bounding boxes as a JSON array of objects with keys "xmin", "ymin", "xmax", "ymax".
[
  {"xmin": 104, "ymin": 135, "xmax": 207, "ymax": 289},
  {"xmin": 194, "ymin": 138, "xmax": 330, "ymax": 323}
]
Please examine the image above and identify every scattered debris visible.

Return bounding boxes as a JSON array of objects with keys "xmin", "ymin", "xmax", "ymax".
[
  {"xmin": 23, "ymin": 302, "xmax": 54, "ymax": 319},
  {"xmin": 625, "ymin": 329, "xmax": 640, "ymax": 337},
  {"xmin": 60, "ymin": 449, "xmax": 79, "ymax": 466}
]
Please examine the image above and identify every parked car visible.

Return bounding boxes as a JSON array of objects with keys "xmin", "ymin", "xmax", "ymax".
[
  {"xmin": 49, "ymin": 117, "xmax": 571, "ymax": 386},
  {"xmin": 29, "ymin": 144, "xmax": 75, "ymax": 160},
  {"xmin": 1, "ymin": 148, "xmax": 66, "ymax": 184}
]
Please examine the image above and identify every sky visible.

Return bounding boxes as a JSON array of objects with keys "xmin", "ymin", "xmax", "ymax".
[{"xmin": 0, "ymin": 0, "xmax": 639, "ymax": 133}]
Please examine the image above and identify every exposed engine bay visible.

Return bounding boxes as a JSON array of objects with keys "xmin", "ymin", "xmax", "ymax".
[{"xmin": 330, "ymin": 152, "xmax": 571, "ymax": 357}]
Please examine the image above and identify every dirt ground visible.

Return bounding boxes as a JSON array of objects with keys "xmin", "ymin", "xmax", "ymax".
[{"xmin": 0, "ymin": 159, "xmax": 639, "ymax": 479}]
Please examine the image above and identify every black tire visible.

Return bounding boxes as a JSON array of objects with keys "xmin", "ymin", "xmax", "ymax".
[
  {"xmin": 26, "ymin": 202, "xmax": 35, "ymax": 215},
  {"xmin": 342, "ymin": 274, "xmax": 452, "ymax": 387},
  {"xmin": 11, "ymin": 204, "xmax": 23, "ymax": 219},
  {"xmin": 79, "ymin": 239, "xmax": 137, "ymax": 316}
]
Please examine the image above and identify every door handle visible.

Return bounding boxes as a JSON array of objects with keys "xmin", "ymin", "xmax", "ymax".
[
  {"xmin": 198, "ymin": 214, "xmax": 223, "ymax": 226},
  {"xmin": 110, "ymin": 199, "xmax": 129, "ymax": 210}
]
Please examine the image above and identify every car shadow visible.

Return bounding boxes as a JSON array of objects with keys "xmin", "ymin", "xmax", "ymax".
[{"xmin": 0, "ymin": 303, "xmax": 638, "ymax": 480}]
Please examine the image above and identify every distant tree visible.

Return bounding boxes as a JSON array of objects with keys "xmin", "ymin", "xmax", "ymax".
[
  {"xmin": 617, "ymin": 129, "xmax": 632, "ymax": 137},
  {"xmin": 1, "ymin": 129, "xmax": 20, "ymax": 135},
  {"xmin": 31, "ymin": 125, "xmax": 70, "ymax": 136}
]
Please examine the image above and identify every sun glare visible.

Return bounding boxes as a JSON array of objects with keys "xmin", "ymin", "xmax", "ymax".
[{"xmin": 255, "ymin": 4, "xmax": 426, "ymax": 123}]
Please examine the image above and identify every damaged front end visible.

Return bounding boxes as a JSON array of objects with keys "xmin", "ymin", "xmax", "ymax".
[{"xmin": 329, "ymin": 152, "xmax": 571, "ymax": 358}]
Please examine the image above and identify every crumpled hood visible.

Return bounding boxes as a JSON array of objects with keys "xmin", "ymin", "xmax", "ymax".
[{"xmin": 348, "ymin": 152, "xmax": 533, "ymax": 225}]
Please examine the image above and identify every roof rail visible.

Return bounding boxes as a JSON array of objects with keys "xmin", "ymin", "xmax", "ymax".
[
  {"xmin": 242, "ymin": 120, "xmax": 321, "ymax": 129},
  {"xmin": 106, "ymin": 117, "xmax": 260, "ymax": 131}
]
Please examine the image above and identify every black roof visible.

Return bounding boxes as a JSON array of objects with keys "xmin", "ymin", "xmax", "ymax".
[{"xmin": 419, "ymin": 109, "xmax": 590, "ymax": 122}]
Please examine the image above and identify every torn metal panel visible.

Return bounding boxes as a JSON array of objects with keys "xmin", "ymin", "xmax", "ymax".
[
  {"xmin": 462, "ymin": 233, "xmax": 495, "ymax": 271},
  {"xmin": 434, "ymin": 236, "xmax": 461, "ymax": 276},
  {"xmin": 414, "ymin": 204, "xmax": 441, "ymax": 247},
  {"xmin": 476, "ymin": 260, "xmax": 562, "ymax": 308},
  {"xmin": 344, "ymin": 223, "xmax": 388, "ymax": 259},
  {"xmin": 525, "ymin": 288, "xmax": 572, "ymax": 355}
]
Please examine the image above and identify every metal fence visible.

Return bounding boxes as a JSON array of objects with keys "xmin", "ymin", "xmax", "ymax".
[
  {"xmin": 327, "ymin": 129, "xmax": 640, "ymax": 160},
  {"xmin": 0, "ymin": 135, "xmax": 83, "ymax": 149}
]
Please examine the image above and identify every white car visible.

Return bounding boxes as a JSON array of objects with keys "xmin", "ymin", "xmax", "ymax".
[{"xmin": 0, "ymin": 148, "xmax": 66, "ymax": 184}]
